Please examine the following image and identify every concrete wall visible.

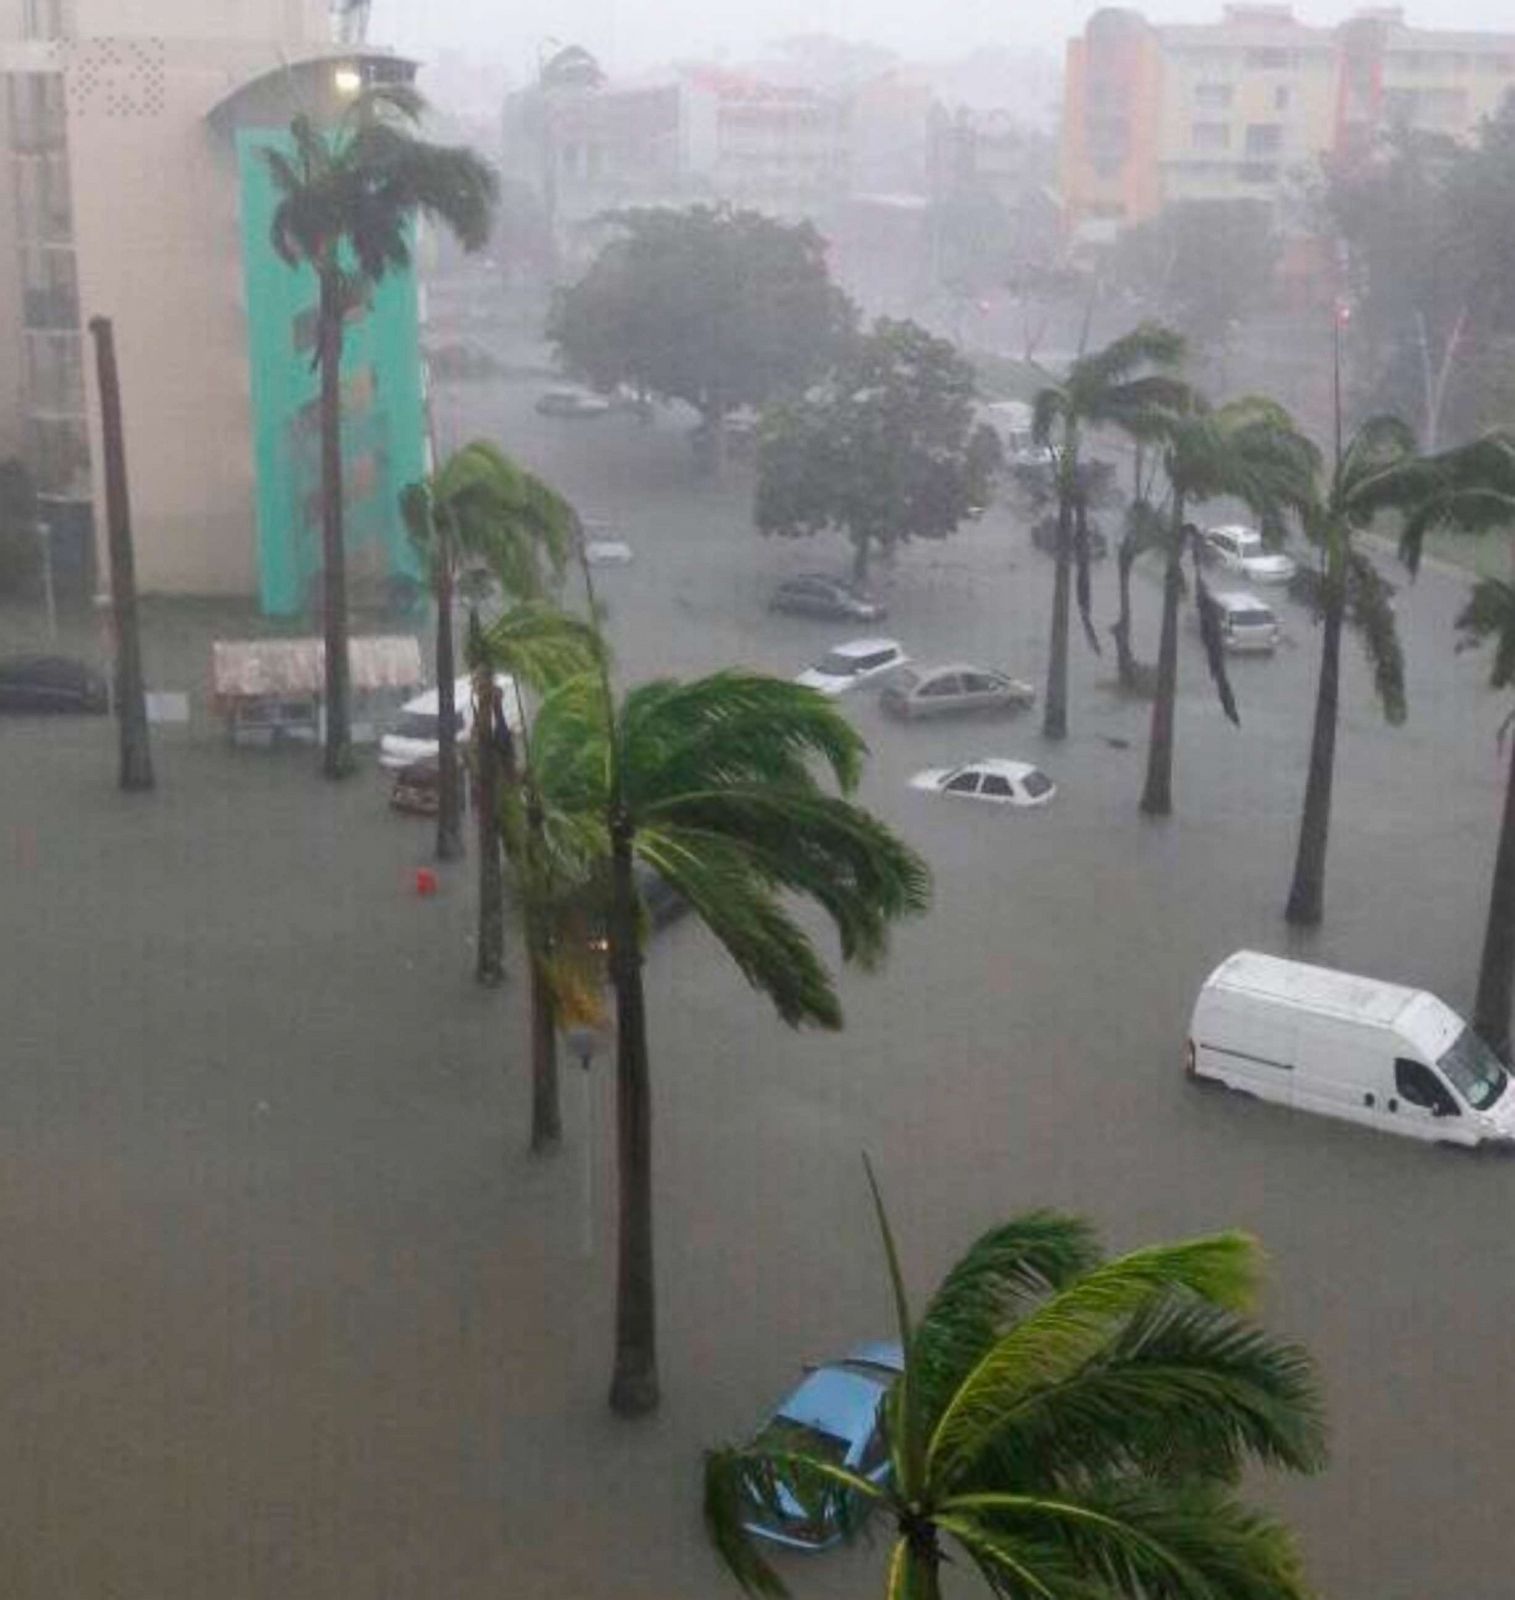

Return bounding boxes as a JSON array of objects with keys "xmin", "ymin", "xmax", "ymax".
[{"xmin": 73, "ymin": 0, "xmax": 326, "ymax": 43}]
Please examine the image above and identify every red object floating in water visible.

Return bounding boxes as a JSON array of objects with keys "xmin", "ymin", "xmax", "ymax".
[{"xmin": 414, "ymin": 867, "xmax": 438, "ymax": 897}]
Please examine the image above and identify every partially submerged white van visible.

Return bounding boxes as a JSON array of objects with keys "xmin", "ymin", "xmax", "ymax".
[{"xmin": 1188, "ymin": 951, "xmax": 1515, "ymax": 1148}]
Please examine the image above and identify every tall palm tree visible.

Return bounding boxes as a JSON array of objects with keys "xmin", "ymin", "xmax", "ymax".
[
  {"xmin": 706, "ymin": 1168, "xmax": 1326, "ymax": 1600},
  {"xmin": 1283, "ymin": 416, "xmax": 1424, "ymax": 927},
  {"xmin": 530, "ymin": 673, "xmax": 931, "ymax": 1416},
  {"xmin": 264, "ymin": 84, "xmax": 496, "ymax": 779},
  {"xmin": 1111, "ymin": 446, "xmax": 1166, "ymax": 691},
  {"xmin": 1031, "ymin": 323, "xmax": 1188, "ymax": 740},
  {"xmin": 1140, "ymin": 395, "xmax": 1317, "ymax": 818},
  {"xmin": 402, "ymin": 441, "xmax": 574, "ymax": 862},
  {"xmin": 1399, "ymin": 432, "xmax": 1515, "ymax": 1055},
  {"xmin": 472, "ymin": 601, "xmax": 602, "ymax": 1150}
]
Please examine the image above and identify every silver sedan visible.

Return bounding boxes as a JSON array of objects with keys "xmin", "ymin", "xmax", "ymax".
[{"xmin": 881, "ymin": 664, "xmax": 1036, "ymax": 721}]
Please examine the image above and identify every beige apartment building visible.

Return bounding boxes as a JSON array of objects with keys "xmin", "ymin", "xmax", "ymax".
[
  {"xmin": 1063, "ymin": 5, "xmax": 1515, "ymax": 243},
  {"xmin": 0, "ymin": 0, "xmax": 423, "ymax": 612}
]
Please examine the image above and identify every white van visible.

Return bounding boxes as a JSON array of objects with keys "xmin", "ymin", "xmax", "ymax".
[
  {"xmin": 1209, "ymin": 591, "xmax": 1279, "ymax": 654},
  {"xmin": 1188, "ymin": 951, "xmax": 1515, "ymax": 1148},
  {"xmin": 378, "ymin": 673, "xmax": 516, "ymax": 771}
]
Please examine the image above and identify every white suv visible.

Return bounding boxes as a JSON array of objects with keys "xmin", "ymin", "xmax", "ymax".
[
  {"xmin": 1203, "ymin": 524, "xmax": 1297, "ymax": 585},
  {"xmin": 796, "ymin": 639, "xmax": 908, "ymax": 696},
  {"xmin": 1210, "ymin": 591, "xmax": 1280, "ymax": 654}
]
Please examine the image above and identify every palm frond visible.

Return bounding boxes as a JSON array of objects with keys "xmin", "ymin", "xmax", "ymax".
[
  {"xmin": 933, "ymin": 1512, "xmax": 1091, "ymax": 1600},
  {"xmin": 863, "ymin": 1156, "xmax": 921, "ymax": 1496},
  {"xmin": 1192, "ymin": 561, "xmax": 1240, "ymax": 726},
  {"xmin": 926, "ymin": 1232, "xmax": 1260, "ymax": 1486},
  {"xmin": 1348, "ymin": 550, "xmax": 1406, "ymax": 723},
  {"xmin": 1069, "ymin": 321, "xmax": 1186, "ymax": 397},
  {"xmin": 1456, "ymin": 578, "xmax": 1515, "ymax": 690},
  {"xmin": 478, "ymin": 602, "xmax": 602, "ymax": 696},
  {"xmin": 702, "ymin": 1449, "xmax": 791, "ymax": 1599}
]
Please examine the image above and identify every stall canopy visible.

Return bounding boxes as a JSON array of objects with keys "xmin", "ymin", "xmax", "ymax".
[{"xmin": 212, "ymin": 636, "xmax": 424, "ymax": 704}]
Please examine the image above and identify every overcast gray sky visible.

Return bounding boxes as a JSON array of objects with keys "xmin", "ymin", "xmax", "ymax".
[{"xmin": 385, "ymin": 0, "xmax": 1514, "ymax": 84}]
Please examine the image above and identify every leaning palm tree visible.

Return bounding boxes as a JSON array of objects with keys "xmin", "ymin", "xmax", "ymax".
[
  {"xmin": 706, "ymin": 1166, "xmax": 1326, "ymax": 1600},
  {"xmin": 1140, "ymin": 395, "xmax": 1317, "ymax": 818},
  {"xmin": 472, "ymin": 601, "xmax": 602, "ymax": 1150},
  {"xmin": 1111, "ymin": 446, "xmax": 1166, "ymax": 691},
  {"xmin": 1283, "ymin": 416, "xmax": 1425, "ymax": 927},
  {"xmin": 402, "ymin": 441, "xmax": 574, "ymax": 862},
  {"xmin": 1031, "ymin": 323, "xmax": 1189, "ymax": 740},
  {"xmin": 530, "ymin": 672, "xmax": 931, "ymax": 1416},
  {"xmin": 1399, "ymin": 432, "xmax": 1515, "ymax": 1054},
  {"xmin": 264, "ymin": 84, "xmax": 496, "ymax": 779}
]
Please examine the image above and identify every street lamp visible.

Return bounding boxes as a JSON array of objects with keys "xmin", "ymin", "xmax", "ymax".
[
  {"xmin": 563, "ymin": 1023, "xmax": 607, "ymax": 1259},
  {"xmin": 34, "ymin": 515, "xmax": 55, "ymax": 642}
]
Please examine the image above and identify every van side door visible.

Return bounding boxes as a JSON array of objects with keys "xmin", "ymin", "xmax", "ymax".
[{"xmin": 1388, "ymin": 1058, "xmax": 1467, "ymax": 1143}]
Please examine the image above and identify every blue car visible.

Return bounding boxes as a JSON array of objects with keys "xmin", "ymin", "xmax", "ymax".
[{"xmin": 741, "ymin": 1341, "xmax": 905, "ymax": 1550}]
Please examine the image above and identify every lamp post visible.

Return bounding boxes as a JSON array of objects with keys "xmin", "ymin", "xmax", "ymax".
[
  {"xmin": 563, "ymin": 1023, "xmax": 605, "ymax": 1259},
  {"xmin": 34, "ymin": 515, "xmax": 55, "ymax": 642}
]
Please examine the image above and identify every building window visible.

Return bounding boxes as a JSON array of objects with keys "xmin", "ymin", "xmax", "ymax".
[
  {"xmin": 1245, "ymin": 48, "xmax": 1292, "ymax": 70},
  {"xmin": 7, "ymin": 74, "xmax": 66, "ymax": 153},
  {"xmin": 24, "ymin": 333, "xmax": 83, "ymax": 416},
  {"xmin": 26, "ymin": 415, "xmax": 90, "ymax": 498},
  {"xmin": 1245, "ymin": 123, "xmax": 1283, "ymax": 156},
  {"xmin": 14, "ymin": 151, "xmax": 74, "ymax": 244},
  {"xmin": 19, "ymin": 246, "xmax": 78, "ymax": 330},
  {"xmin": 1238, "ymin": 162, "xmax": 1279, "ymax": 184},
  {"xmin": 22, "ymin": 0, "xmax": 70, "ymax": 39},
  {"xmin": 1194, "ymin": 82, "xmax": 1233, "ymax": 108},
  {"xmin": 1274, "ymin": 85, "xmax": 1291, "ymax": 110},
  {"xmin": 1192, "ymin": 121, "xmax": 1231, "ymax": 150}
]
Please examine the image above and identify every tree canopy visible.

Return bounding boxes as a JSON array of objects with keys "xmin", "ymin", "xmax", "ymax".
[
  {"xmin": 755, "ymin": 317, "xmax": 1002, "ymax": 582},
  {"xmin": 547, "ymin": 205, "xmax": 855, "ymax": 423}
]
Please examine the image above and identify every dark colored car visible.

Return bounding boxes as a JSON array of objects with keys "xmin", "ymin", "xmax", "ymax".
[
  {"xmin": 0, "ymin": 655, "xmax": 108, "ymax": 714},
  {"xmin": 769, "ymin": 575, "xmax": 886, "ymax": 622},
  {"xmin": 1030, "ymin": 519, "xmax": 1109, "ymax": 560}
]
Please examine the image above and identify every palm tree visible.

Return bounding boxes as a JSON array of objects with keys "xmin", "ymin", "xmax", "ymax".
[
  {"xmin": 1283, "ymin": 416, "xmax": 1424, "ymax": 927},
  {"xmin": 1140, "ymin": 395, "xmax": 1317, "ymax": 818},
  {"xmin": 402, "ymin": 441, "xmax": 575, "ymax": 862},
  {"xmin": 1111, "ymin": 447, "xmax": 1166, "ymax": 691},
  {"xmin": 264, "ymin": 84, "xmax": 496, "ymax": 780},
  {"xmin": 471, "ymin": 601, "xmax": 602, "ymax": 1150},
  {"xmin": 706, "ymin": 1167, "xmax": 1326, "ymax": 1600},
  {"xmin": 529, "ymin": 673, "xmax": 931, "ymax": 1416},
  {"xmin": 1399, "ymin": 432, "xmax": 1515, "ymax": 1054},
  {"xmin": 1031, "ymin": 323, "xmax": 1188, "ymax": 740}
]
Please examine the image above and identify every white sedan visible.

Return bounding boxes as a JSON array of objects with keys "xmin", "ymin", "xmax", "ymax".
[
  {"xmin": 909, "ymin": 758, "xmax": 1057, "ymax": 808},
  {"xmin": 1202, "ymin": 524, "xmax": 1297, "ymax": 585},
  {"xmin": 796, "ymin": 639, "xmax": 908, "ymax": 697}
]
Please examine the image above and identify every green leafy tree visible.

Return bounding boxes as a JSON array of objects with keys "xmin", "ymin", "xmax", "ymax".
[
  {"xmin": 1107, "ymin": 199, "xmax": 1280, "ymax": 349},
  {"xmin": 529, "ymin": 672, "xmax": 931, "ymax": 1415},
  {"xmin": 1283, "ymin": 416, "xmax": 1427, "ymax": 927},
  {"xmin": 756, "ymin": 319, "xmax": 1002, "ymax": 585},
  {"xmin": 547, "ymin": 205, "xmax": 855, "ymax": 473},
  {"xmin": 1400, "ymin": 432, "xmax": 1515, "ymax": 1055},
  {"xmin": 706, "ymin": 1168, "xmax": 1326, "ymax": 1600},
  {"xmin": 264, "ymin": 84, "xmax": 496, "ymax": 778},
  {"xmin": 1140, "ymin": 396, "xmax": 1317, "ymax": 818},
  {"xmin": 402, "ymin": 442, "xmax": 573, "ymax": 864},
  {"xmin": 1032, "ymin": 324, "xmax": 1190, "ymax": 740}
]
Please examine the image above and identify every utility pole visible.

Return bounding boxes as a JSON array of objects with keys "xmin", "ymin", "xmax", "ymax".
[{"xmin": 89, "ymin": 316, "xmax": 155, "ymax": 793}]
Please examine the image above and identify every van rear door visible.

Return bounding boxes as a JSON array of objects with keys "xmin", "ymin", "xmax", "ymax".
[{"xmin": 1193, "ymin": 989, "xmax": 1296, "ymax": 1104}]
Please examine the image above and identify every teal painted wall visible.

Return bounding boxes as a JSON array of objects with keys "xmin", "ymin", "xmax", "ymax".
[{"xmin": 236, "ymin": 129, "xmax": 425, "ymax": 616}]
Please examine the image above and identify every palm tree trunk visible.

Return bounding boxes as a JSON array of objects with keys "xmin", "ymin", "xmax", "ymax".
[
  {"xmin": 1042, "ymin": 493, "xmax": 1072, "ymax": 740},
  {"xmin": 852, "ymin": 534, "xmax": 872, "ymax": 588},
  {"xmin": 1140, "ymin": 517, "xmax": 1184, "ymax": 818},
  {"xmin": 1285, "ymin": 556, "xmax": 1346, "ymax": 927},
  {"xmin": 88, "ymin": 316, "xmax": 154, "ymax": 793},
  {"xmin": 607, "ymin": 806, "xmax": 659, "ymax": 1417},
  {"xmin": 474, "ymin": 671, "xmax": 506, "ymax": 986},
  {"xmin": 317, "ymin": 267, "xmax": 354, "ymax": 780},
  {"xmin": 434, "ymin": 525, "xmax": 463, "ymax": 861},
  {"xmin": 1474, "ymin": 726, "xmax": 1515, "ymax": 1060},
  {"xmin": 529, "ymin": 954, "xmax": 562, "ymax": 1151},
  {"xmin": 1112, "ymin": 540, "xmax": 1137, "ymax": 688}
]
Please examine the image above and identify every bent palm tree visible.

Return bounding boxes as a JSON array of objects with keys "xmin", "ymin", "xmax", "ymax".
[
  {"xmin": 403, "ymin": 441, "xmax": 574, "ymax": 863},
  {"xmin": 706, "ymin": 1166, "xmax": 1326, "ymax": 1600},
  {"xmin": 1400, "ymin": 433, "xmax": 1515, "ymax": 1053},
  {"xmin": 1283, "ymin": 416, "xmax": 1424, "ymax": 927},
  {"xmin": 1140, "ymin": 395, "xmax": 1317, "ymax": 817},
  {"xmin": 1031, "ymin": 323, "xmax": 1188, "ymax": 740},
  {"xmin": 530, "ymin": 673, "xmax": 931, "ymax": 1416},
  {"xmin": 265, "ymin": 85, "xmax": 496, "ymax": 779}
]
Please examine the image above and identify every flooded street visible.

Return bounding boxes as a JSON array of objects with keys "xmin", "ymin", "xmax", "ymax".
[{"xmin": 2, "ymin": 373, "xmax": 1512, "ymax": 1599}]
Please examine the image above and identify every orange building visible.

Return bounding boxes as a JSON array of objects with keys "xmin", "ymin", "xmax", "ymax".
[{"xmin": 1062, "ymin": 4, "xmax": 1515, "ymax": 246}]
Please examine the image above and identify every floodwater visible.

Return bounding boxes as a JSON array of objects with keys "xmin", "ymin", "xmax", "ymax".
[{"xmin": 2, "ymin": 354, "xmax": 1512, "ymax": 1600}]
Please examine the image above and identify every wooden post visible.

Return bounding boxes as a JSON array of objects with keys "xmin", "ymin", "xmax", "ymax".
[{"xmin": 89, "ymin": 316, "xmax": 154, "ymax": 792}]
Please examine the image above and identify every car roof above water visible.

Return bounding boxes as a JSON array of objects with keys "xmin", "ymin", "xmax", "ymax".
[{"xmin": 1206, "ymin": 950, "xmax": 1425, "ymax": 1028}]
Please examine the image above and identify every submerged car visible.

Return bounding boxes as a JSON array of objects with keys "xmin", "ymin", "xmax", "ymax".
[
  {"xmin": 769, "ymin": 575, "xmax": 885, "ymax": 623},
  {"xmin": 1030, "ymin": 519, "xmax": 1109, "ymax": 560},
  {"xmin": 740, "ymin": 1342, "xmax": 904, "ymax": 1550},
  {"xmin": 378, "ymin": 673, "xmax": 515, "ymax": 772},
  {"xmin": 0, "ymin": 654, "xmax": 108, "ymax": 714},
  {"xmin": 1208, "ymin": 590, "xmax": 1280, "ymax": 654},
  {"xmin": 1201, "ymin": 524, "xmax": 1297, "ymax": 585},
  {"xmin": 881, "ymin": 664, "xmax": 1035, "ymax": 721},
  {"xmin": 388, "ymin": 756, "xmax": 467, "ymax": 817},
  {"xmin": 795, "ymin": 639, "xmax": 908, "ymax": 697},
  {"xmin": 535, "ymin": 386, "xmax": 612, "ymax": 419},
  {"xmin": 910, "ymin": 758, "xmax": 1056, "ymax": 808}
]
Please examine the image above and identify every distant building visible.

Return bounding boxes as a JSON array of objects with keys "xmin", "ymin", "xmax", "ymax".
[
  {"xmin": 1062, "ymin": 5, "xmax": 1515, "ymax": 245},
  {"xmin": 0, "ymin": 0, "xmax": 424, "ymax": 613}
]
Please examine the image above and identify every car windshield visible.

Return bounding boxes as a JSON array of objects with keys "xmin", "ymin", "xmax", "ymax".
[
  {"xmin": 753, "ymin": 1415, "xmax": 852, "ymax": 1471},
  {"xmin": 1231, "ymin": 532, "xmax": 1263, "ymax": 555},
  {"xmin": 814, "ymin": 652, "xmax": 862, "ymax": 677},
  {"xmin": 1021, "ymin": 770, "xmax": 1053, "ymax": 798},
  {"xmin": 394, "ymin": 712, "xmax": 457, "ymax": 740},
  {"xmin": 1231, "ymin": 609, "xmax": 1275, "ymax": 627},
  {"xmin": 1439, "ymin": 1026, "xmax": 1508, "ymax": 1110}
]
